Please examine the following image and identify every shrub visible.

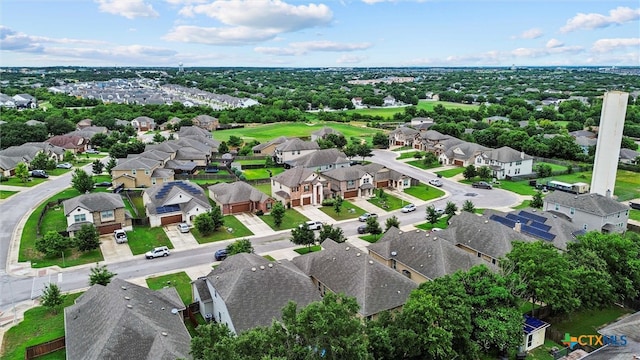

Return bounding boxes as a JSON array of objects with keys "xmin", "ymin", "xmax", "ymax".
[
  {"xmin": 322, "ymin": 198, "xmax": 335, "ymax": 206},
  {"xmin": 255, "ymin": 209, "xmax": 264, "ymax": 216}
]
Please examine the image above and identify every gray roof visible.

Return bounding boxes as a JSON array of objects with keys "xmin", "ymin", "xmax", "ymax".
[
  {"xmin": 151, "ymin": 168, "xmax": 175, "ymax": 179},
  {"xmin": 445, "ymin": 141, "xmax": 488, "ymax": 160},
  {"xmin": 544, "ymin": 191, "xmax": 630, "ymax": 216},
  {"xmin": 361, "ymin": 163, "xmax": 407, "ymax": 182},
  {"xmin": 132, "ymin": 116, "xmax": 155, "ymax": 124},
  {"xmin": 575, "ymin": 136, "xmax": 597, "ymax": 147},
  {"xmin": 25, "ymin": 119, "xmax": 45, "ymax": 126},
  {"xmin": 209, "ymin": 182, "xmax": 271, "ymax": 205},
  {"xmin": 272, "ymin": 167, "xmax": 322, "ymax": 188},
  {"xmin": 390, "ymin": 126, "xmax": 419, "ymax": 137},
  {"xmin": 144, "ymin": 180, "xmax": 211, "ymax": 213},
  {"xmin": 205, "ymin": 253, "xmax": 321, "ymax": 334},
  {"xmin": 481, "ymin": 146, "xmax": 533, "ymax": 163},
  {"xmin": 322, "ymin": 165, "xmax": 370, "ymax": 182},
  {"xmin": 128, "ymin": 150, "xmax": 172, "ymax": 162},
  {"xmin": 63, "ymin": 193, "xmax": 125, "ymax": 215},
  {"xmin": 368, "ymin": 227, "xmax": 488, "ymax": 280},
  {"xmin": 112, "ymin": 157, "xmax": 160, "ymax": 171},
  {"xmin": 164, "ymin": 160, "xmax": 197, "ymax": 171},
  {"xmin": 192, "ymin": 114, "xmax": 218, "ymax": 124},
  {"xmin": 64, "ymin": 278, "xmax": 191, "ymax": 360},
  {"xmin": 252, "ymin": 136, "xmax": 289, "ymax": 152},
  {"xmin": 292, "ymin": 240, "xmax": 417, "ymax": 317},
  {"xmin": 419, "ymin": 129, "xmax": 452, "ymax": 142},
  {"xmin": 284, "ymin": 148, "xmax": 349, "ymax": 169},
  {"xmin": 276, "ymin": 138, "xmax": 320, "ymax": 152},
  {"xmin": 569, "ymin": 130, "xmax": 595, "ymax": 138},
  {"xmin": 180, "ymin": 135, "xmax": 220, "ymax": 149},
  {"xmin": 619, "ymin": 148, "xmax": 639, "ymax": 160},
  {"xmin": 581, "ymin": 311, "xmax": 640, "ymax": 359},
  {"xmin": 311, "ymin": 126, "xmax": 343, "ymax": 137}
]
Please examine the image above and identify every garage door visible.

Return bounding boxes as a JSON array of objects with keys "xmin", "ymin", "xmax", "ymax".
[
  {"xmin": 161, "ymin": 214, "xmax": 183, "ymax": 226},
  {"xmin": 454, "ymin": 160, "xmax": 464, "ymax": 166},
  {"xmin": 375, "ymin": 181, "xmax": 387, "ymax": 189},
  {"xmin": 291, "ymin": 199, "xmax": 301, "ymax": 207},
  {"xmin": 98, "ymin": 223, "xmax": 121, "ymax": 235},
  {"xmin": 344, "ymin": 190, "xmax": 358, "ymax": 198},
  {"xmin": 231, "ymin": 203, "xmax": 251, "ymax": 213},
  {"xmin": 302, "ymin": 197, "xmax": 311, "ymax": 205}
]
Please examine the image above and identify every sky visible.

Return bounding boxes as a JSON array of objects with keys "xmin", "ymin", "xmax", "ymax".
[{"xmin": 1, "ymin": 0, "xmax": 639, "ymax": 68}]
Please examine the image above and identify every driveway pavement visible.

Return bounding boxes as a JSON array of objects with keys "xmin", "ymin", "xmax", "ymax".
[
  {"xmin": 100, "ymin": 234, "xmax": 133, "ymax": 263},
  {"xmin": 295, "ymin": 205, "xmax": 334, "ymax": 223},
  {"xmin": 234, "ymin": 213, "xmax": 276, "ymax": 236},
  {"xmin": 162, "ymin": 225, "xmax": 200, "ymax": 251}
]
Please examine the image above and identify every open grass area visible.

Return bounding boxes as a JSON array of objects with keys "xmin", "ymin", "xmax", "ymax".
[
  {"xmin": 367, "ymin": 192, "xmax": 405, "ymax": 211},
  {"xmin": 551, "ymin": 306, "xmax": 634, "ymax": 336},
  {"xmin": 129, "ymin": 194, "xmax": 146, "ymax": 218},
  {"xmin": 535, "ymin": 161, "xmax": 569, "ymax": 172},
  {"xmin": 359, "ymin": 234, "xmax": 384, "ymax": 243},
  {"xmin": 630, "ymin": 209, "xmax": 640, "ymax": 221},
  {"xmin": 415, "ymin": 217, "xmax": 449, "ymax": 231},
  {"xmin": 127, "ymin": 226, "xmax": 174, "ymax": 255},
  {"xmin": 343, "ymin": 101, "xmax": 478, "ymax": 119},
  {"xmin": 406, "ymin": 160, "xmax": 441, "ymax": 170},
  {"xmin": 40, "ymin": 204, "xmax": 67, "ymax": 234},
  {"xmin": 392, "ymin": 146, "xmax": 413, "ymax": 151},
  {"xmin": 1, "ymin": 292, "xmax": 83, "ymax": 360},
  {"xmin": 1, "ymin": 177, "xmax": 47, "ymax": 187},
  {"xmin": 191, "ymin": 215, "xmax": 254, "ymax": 244},
  {"xmin": 253, "ymin": 182, "xmax": 272, "ymax": 196},
  {"xmin": 236, "ymin": 159, "xmax": 268, "ymax": 165},
  {"xmin": 92, "ymin": 174, "xmax": 112, "ymax": 183},
  {"xmin": 526, "ymin": 339, "xmax": 562, "ymax": 360},
  {"xmin": 146, "ymin": 271, "xmax": 193, "ymax": 306},
  {"xmin": 512, "ymin": 200, "xmax": 532, "ymax": 210},
  {"xmin": 293, "ymin": 244, "xmax": 321, "ymax": 254},
  {"xmin": 261, "ymin": 208, "xmax": 309, "ymax": 230},
  {"xmin": 435, "ymin": 167, "xmax": 465, "ymax": 178},
  {"xmin": 397, "ymin": 151, "xmax": 422, "ymax": 160},
  {"xmin": 404, "ymin": 183, "xmax": 446, "ymax": 201},
  {"xmin": 541, "ymin": 170, "xmax": 640, "ymax": 201},
  {"xmin": 493, "ymin": 180, "xmax": 538, "ymax": 196},
  {"xmin": 213, "ymin": 122, "xmax": 380, "ymax": 144},
  {"xmin": 0, "ymin": 190, "xmax": 18, "ymax": 199},
  {"xmin": 319, "ymin": 202, "xmax": 367, "ymax": 220},
  {"xmin": 47, "ymin": 168, "xmax": 73, "ymax": 176},
  {"xmin": 242, "ymin": 167, "xmax": 285, "ymax": 180}
]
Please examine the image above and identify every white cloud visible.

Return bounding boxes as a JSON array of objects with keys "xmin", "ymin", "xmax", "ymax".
[
  {"xmin": 95, "ymin": 0, "xmax": 159, "ymax": 19},
  {"xmin": 512, "ymin": 28, "xmax": 543, "ymax": 40},
  {"xmin": 0, "ymin": 26, "xmax": 106, "ymax": 53},
  {"xmin": 255, "ymin": 40, "xmax": 371, "ymax": 56},
  {"xmin": 254, "ymin": 47, "xmax": 299, "ymax": 56},
  {"xmin": 360, "ymin": 0, "xmax": 428, "ymax": 4},
  {"xmin": 546, "ymin": 38, "xmax": 563, "ymax": 48},
  {"xmin": 592, "ymin": 38, "xmax": 640, "ymax": 53},
  {"xmin": 165, "ymin": 0, "xmax": 207, "ymax": 4},
  {"xmin": 511, "ymin": 44, "xmax": 583, "ymax": 58},
  {"xmin": 560, "ymin": 6, "xmax": 640, "ymax": 33},
  {"xmin": 164, "ymin": 25, "xmax": 280, "ymax": 45},
  {"xmin": 336, "ymin": 54, "xmax": 367, "ymax": 64}
]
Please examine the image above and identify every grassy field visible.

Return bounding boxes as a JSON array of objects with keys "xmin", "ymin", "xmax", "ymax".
[
  {"xmin": 213, "ymin": 122, "xmax": 380, "ymax": 144},
  {"xmin": 541, "ymin": 170, "xmax": 640, "ymax": 201},
  {"xmin": 406, "ymin": 160, "xmax": 441, "ymax": 170},
  {"xmin": 359, "ymin": 234, "xmax": 382, "ymax": 243},
  {"xmin": 293, "ymin": 244, "xmax": 322, "ymax": 254},
  {"xmin": 1, "ymin": 177, "xmax": 47, "ymax": 187},
  {"xmin": 492, "ymin": 180, "xmax": 538, "ymax": 196},
  {"xmin": 630, "ymin": 209, "xmax": 640, "ymax": 221},
  {"xmin": 253, "ymin": 182, "xmax": 272, "ymax": 196},
  {"xmin": 319, "ymin": 202, "xmax": 367, "ymax": 220},
  {"xmin": 127, "ymin": 226, "xmax": 174, "ymax": 255},
  {"xmin": 192, "ymin": 215, "xmax": 254, "ymax": 243},
  {"xmin": 47, "ymin": 168, "xmax": 73, "ymax": 176},
  {"xmin": 535, "ymin": 161, "xmax": 569, "ymax": 172},
  {"xmin": 261, "ymin": 208, "xmax": 309, "ymax": 230},
  {"xmin": 397, "ymin": 151, "xmax": 422, "ymax": 160},
  {"xmin": 435, "ymin": 167, "xmax": 465, "ymax": 178},
  {"xmin": 344, "ymin": 101, "xmax": 479, "ymax": 119},
  {"xmin": 242, "ymin": 167, "xmax": 285, "ymax": 180},
  {"xmin": 368, "ymin": 192, "xmax": 405, "ymax": 211},
  {"xmin": 40, "ymin": 204, "xmax": 67, "ymax": 234},
  {"xmin": 404, "ymin": 183, "xmax": 446, "ymax": 201},
  {"xmin": 146, "ymin": 271, "xmax": 193, "ymax": 306},
  {"xmin": 512, "ymin": 200, "xmax": 532, "ymax": 210},
  {"xmin": 0, "ymin": 190, "xmax": 18, "ymax": 199},
  {"xmin": 1, "ymin": 292, "xmax": 83, "ymax": 360},
  {"xmin": 551, "ymin": 306, "xmax": 633, "ymax": 336}
]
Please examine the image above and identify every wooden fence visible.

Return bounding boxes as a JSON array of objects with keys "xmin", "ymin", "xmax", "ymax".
[{"xmin": 25, "ymin": 336, "xmax": 65, "ymax": 359}]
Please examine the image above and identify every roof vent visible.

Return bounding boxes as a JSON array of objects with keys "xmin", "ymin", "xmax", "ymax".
[
  {"xmin": 251, "ymin": 267, "xmax": 256, "ymax": 272},
  {"xmin": 397, "ymin": 290, "xmax": 401, "ymax": 294},
  {"xmin": 356, "ymin": 253, "xmax": 361, "ymax": 257},
  {"xmin": 259, "ymin": 265, "xmax": 265, "ymax": 270},
  {"xmin": 484, "ymin": 220, "xmax": 489, "ymax": 223},
  {"xmin": 171, "ymin": 308, "xmax": 178, "ymax": 315},
  {"xmin": 368, "ymin": 260, "xmax": 373, "ymax": 264},
  {"xmin": 416, "ymin": 229, "xmax": 420, "ymax": 233},
  {"xmin": 124, "ymin": 296, "xmax": 130, "ymax": 300},
  {"xmin": 161, "ymin": 332, "xmax": 168, "ymax": 337},
  {"xmin": 268, "ymin": 263, "xmax": 273, "ymax": 268},
  {"xmin": 391, "ymin": 251, "xmax": 397, "ymax": 256},
  {"xmin": 161, "ymin": 307, "xmax": 165, "ymax": 310},
  {"xmin": 121, "ymin": 286, "xmax": 127, "ymax": 290},
  {"xmin": 411, "ymin": 246, "xmax": 415, "ymax": 250},
  {"xmin": 398, "ymin": 231, "xmax": 403, "ymax": 234},
  {"xmin": 148, "ymin": 300, "xmax": 153, "ymax": 304},
  {"xmin": 433, "ymin": 237, "xmax": 437, "ymax": 240},
  {"xmin": 126, "ymin": 304, "xmax": 133, "ymax": 309},
  {"xmin": 345, "ymin": 246, "xmax": 350, "ymax": 251}
]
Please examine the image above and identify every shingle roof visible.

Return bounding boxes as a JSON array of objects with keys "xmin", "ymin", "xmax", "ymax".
[
  {"xmin": 619, "ymin": 148, "xmax": 639, "ymax": 160},
  {"xmin": 205, "ymin": 253, "xmax": 321, "ymax": 334},
  {"xmin": 284, "ymin": 148, "xmax": 349, "ymax": 169},
  {"xmin": 481, "ymin": 146, "xmax": 533, "ymax": 163},
  {"xmin": 311, "ymin": 126, "xmax": 343, "ymax": 137},
  {"xmin": 64, "ymin": 278, "xmax": 191, "ymax": 360},
  {"xmin": 112, "ymin": 157, "xmax": 160, "ymax": 171},
  {"xmin": 276, "ymin": 138, "xmax": 320, "ymax": 152},
  {"xmin": 252, "ymin": 136, "xmax": 289, "ymax": 152},
  {"xmin": 209, "ymin": 182, "xmax": 270, "ymax": 204},
  {"xmin": 144, "ymin": 180, "xmax": 210, "ymax": 212},
  {"xmin": 390, "ymin": 126, "xmax": 418, "ymax": 137},
  {"xmin": 322, "ymin": 165, "xmax": 370, "ymax": 182},
  {"xmin": 543, "ymin": 191, "xmax": 630, "ymax": 216},
  {"xmin": 582, "ymin": 311, "xmax": 640, "ymax": 359},
  {"xmin": 63, "ymin": 193, "xmax": 125, "ymax": 215},
  {"xmin": 272, "ymin": 167, "xmax": 322, "ymax": 188},
  {"xmin": 292, "ymin": 240, "xmax": 417, "ymax": 317}
]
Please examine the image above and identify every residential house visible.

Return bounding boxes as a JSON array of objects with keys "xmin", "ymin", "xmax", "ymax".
[
  {"xmin": 368, "ymin": 227, "xmax": 486, "ymax": 284},
  {"xmin": 523, "ymin": 315, "xmax": 550, "ymax": 352},
  {"xmin": 578, "ymin": 310, "xmax": 640, "ymax": 359},
  {"xmin": 192, "ymin": 253, "xmax": 321, "ymax": 335},
  {"xmin": 67, "ymin": 126, "xmax": 109, "ymax": 141},
  {"xmin": 292, "ymin": 239, "xmax": 417, "ymax": 320},
  {"xmin": 484, "ymin": 115, "xmax": 510, "ymax": 124},
  {"xmin": 161, "ymin": 117, "xmax": 182, "ymax": 130},
  {"xmin": 209, "ymin": 182, "xmax": 275, "ymax": 215},
  {"xmin": 351, "ymin": 97, "xmax": 363, "ymax": 108},
  {"xmin": 0, "ymin": 142, "xmax": 65, "ymax": 175},
  {"xmin": 143, "ymin": 180, "xmax": 212, "ymax": 227},
  {"xmin": 192, "ymin": 114, "xmax": 219, "ymax": 131},
  {"xmin": 310, "ymin": 127, "xmax": 343, "ymax": 141},
  {"xmin": 383, "ymin": 95, "xmax": 396, "ymax": 106},
  {"xmin": 619, "ymin": 148, "xmax": 639, "ymax": 164},
  {"xmin": 440, "ymin": 141, "xmax": 489, "ymax": 167},
  {"xmin": 111, "ymin": 157, "xmax": 174, "ymax": 189},
  {"xmin": 415, "ymin": 129, "xmax": 454, "ymax": 153},
  {"xmin": 543, "ymin": 191, "xmax": 630, "ymax": 234},
  {"xmin": 569, "ymin": 130, "xmax": 596, "ymax": 138},
  {"xmin": 271, "ymin": 167, "xmax": 327, "ymax": 206},
  {"xmin": 284, "ymin": 148, "xmax": 350, "ymax": 172},
  {"xmin": 252, "ymin": 136, "xmax": 289, "ymax": 156},
  {"xmin": 0, "ymin": 93, "xmax": 16, "ymax": 108},
  {"xmin": 131, "ymin": 116, "xmax": 156, "ymax": 131},
  {"xmin": 362, "ymin": 163, "xmax": 416, "ymax": 190},
  {"xmin": 410, "ymin": 117, "xmax": 434, "ymax": 128},
  {"xmin": 274, "ymin": 138, "xmax": 320, "ymax": 165},
  {"xmin": 76, "ymin": 118, "xmax": 93, "ymax": 129},
  {"xmin": 62, "ymin": 193, "xmax": 132, "ymax": 236},
  {"xmin": 575, "ymin": 136, "xmax": 597, "ymax": 154},
  {"xmin": 474, "ymin": 146, "xmax": 534, "ymax": 179},
  {"xmin": 46, "ymin": 134, "xmax": 90, "ymax": 154},
  {"xmin": 178, "ymin": 125, "xmax": 211, "ymax": 139},
  {"xmin": 322, "ymin": 166, "xmax": 375, "ymax": 199},
  {"xmin": 388, "ymin": 126, "xmax": 419, "ymax": 147},
  {"xmin": 64, "ymin": 278, "xmax": 191, "ymax": 360},
  {"xmin": 13, "ymin": 93, "xmax": 37, "ymax": 108}
]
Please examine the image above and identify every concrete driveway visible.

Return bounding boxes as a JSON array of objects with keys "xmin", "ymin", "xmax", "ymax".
[
  {"xmin": 100, "ymin": 234, "xmax": 133, "ymax": 263},
  {"xmin": 234, "ymin": 213, "xmax": 276, "ymax": 236},
  {"xmin": 163, "ymin": 225, "xmax": 200, "ymax": 250},
  {"xmin": 295, "ymin": 205, "xmax": 334, "ymax": 224}
]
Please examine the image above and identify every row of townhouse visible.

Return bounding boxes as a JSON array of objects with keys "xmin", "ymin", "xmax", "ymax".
[{"xmin": 0, "ymin": 142, "xmax": 65, "ymax": 176}]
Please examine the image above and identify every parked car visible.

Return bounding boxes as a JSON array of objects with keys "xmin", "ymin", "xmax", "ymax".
[
  {"xmin": 113, "ymin": 229, "xmax": 128, "ymax": 244},
  {"xmin": 357, "ymin": 224, "xmax": 368, "ymax": 234},
  {"xmin": 472, "ymin": 181, "xmax": 493, "ymax": 189},
  {"xmin": 56, "ymin": 162, "xmax": 73, "ymax": 169},
  {"xmin": 401, "ymin": 204, "xmax": 417, "ymax": 213},
  {"xmin": 214, "ymin": 249, "xmax": 228, "ymax": 261},
  {"xmin": 428, "ymin": 179, "xmax": 443, "ymax": 187},
  {"xmin": 176, "ymin": 222, "xmax": 190, "ymax": 233},
  {"xmin": 29, "ymin": 170, "xmax": 49, "ymax": 178},
  {"xmin": 94, "ymin": 181, "xmax": 112, "ymax": 187},
  {"xmin": 301, "ymin": 220, "xmax": 323, "ymax": 230},
  {"xmin": 85, "ymin": 149, "xmax": 100, "ymax": 154},
  {"xmin": 630, "ymin": 202, "xmax": 640, "ymax": 210},
  {"xmin": 358, "ymin": 213, "xmax": 378, "ymax": 222},
  {"xmin": 145, "ymin": 246, "xmax": 170, "ymax": 259}
]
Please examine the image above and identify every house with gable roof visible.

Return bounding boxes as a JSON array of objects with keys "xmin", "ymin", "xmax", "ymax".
[
  {"xmin": 543, "ymin": 191, "xmax": 630, "ymax": 234},
  {"xmin": 310, "ymin": 126, "xmax": 343, "ymax": 141},
  {"xmin": 271, "ymin": 167, "xmax": 327, "ymax": 207},
  {"xmin": 284, "ymin": 148, "xmax": 350, "ymax": 172},
  {"xmin": 46, "ymin": 134, "xmax": 90, "ymax": 154},
  {"xmin": 388, "ymin": 126, "xmax": 419, "ymax": 147},
  {"xmin": 191, "ymin": 253, "xmax": 321, "ymax": 335},
  {"xmin": 64, "ymin": 278, "xmax": 191, "ymax": 360},
  {"xmin": 322, "ymin": 165, "xmax": 375, "ymax": 199},
  {"xmin": 111, "ymin": 157, "xmax": 174, "ymax": 189},
  {"xmin": 368, "ymin": 227, "xmax": 487, "ymax": 284},
  {"xmin": 143, "ymin": 180, "xmax": 211, "ymax": 227},
  {"xmin": 131, "ymin": 116, "xmax": 156, "ymax": 131},
  {"xmin": 62, "ymin": 193, "xmax": 131, "ymax": 236},
  {"xmin": 209, "ymin": 182, "xmax": 275, "ymax": 215},
  {"xmin": 252, "ymin": 136, "xmax": 289, "ymax": 155},
  {"xmin": 274, "ymin": 138, "xmax": 320, "ymax": 164},
  {"xmin": 292, "ymin": 239, "xmax": 417, "ymax": 320},
  {"xmin": 361, "ymin": 163, "xmax": 416, "ymax": 190},
  {"xmin": 192, "ymin": 114, "xmax": 219, "ymax": 131},
  {"xmin": 474, "ymin": 146, "xmax": 534, "ymax": 179},
  {"xmin": 578, "ymin": 310, "xmax": 640, "ymax": 359},
  {"xmin": 178, "ymin": 125, "xmax": 211, "ymax": 139},
  {"xmin": 439, "ymin": 141, "xmax": 489, "ymax": 167}
]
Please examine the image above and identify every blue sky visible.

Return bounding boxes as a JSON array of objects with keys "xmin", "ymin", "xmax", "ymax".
[{"xmin": 1, "ymin": 0, "xmax": 639, "ymax": 67}]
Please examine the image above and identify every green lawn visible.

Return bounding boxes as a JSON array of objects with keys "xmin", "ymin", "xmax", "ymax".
[
  {"xmin": 404, "ymin": 183, "xmax": 446, "ymax": 201},
  {"xmin": 213, "ymin": 122, "xmax": 380, "ymax": 144},
  {"xmin": 191, "ymin": 215, "xmax": 254, "ymax": 243},
  {"xmin": 92, "ymin": 174, "xmax": 112, "ymax": 183},
  {"xmin": 415, "ymin": 217, "xmax": 449, "ymax": 231},
  {"xmin": 1, "ymin": 177, "xmax": 47, "ymax": 187},
  {"xmin": 261, "ymin": 208, "xmax": 309, "ymax": 230},
  {"xmin": 0, "ymin": 190, "xmax": 18, "ymax": 199},
  {"xmin": 47, "ymin": 168, "xmax": 73, "ymax": 176},
  {"xmin": 243, "ymin": 167, "xmax": 285, "ymax": 180},
  {"xmin": 406, "ymin": 160, "xmax": 441, "ymax": 170},
  {"xmin": 1, "ymin": 292, "xmax": 83, "ymax": 360},
  {"xmin": 392, "ymin": 146, "xmax": 413, "ymax": 152},
  {"xmin": 359, "ymin": 234, "xmax": 383, "ymax": 243},
  {"xmin": 127, "ymin": 226, "xmax": 174, "ymax": 255},
  {"xmin": 368, "ymin": 193, "xmax": 405, "ymax": 211},
  {"xmin": 236, "ymin": 159, "xmax": 268, "ymax": 165},
  {"xmin": 552, "ymin": 306, "xmax": 634, "ymax": 336},
  {"xmin": 130, "ymin": 194, "xmax": 146, "ymax": 218},
  {"xmin": 343, "ymin": 101, "xmax": 478, "ymax": 119},
  {"xmin": 630, "ymin": 209, "xmax": 640, "ymax": 221},
  {"xmin": 435, "ymin": 167, "xmax": 465, "ymax": 178},
  {"xmin": 293, "ymin": 245, "xmax": 322, "ymax": 254},
  {"xmin": 319, "ymin": 202, "xmax": 367, "ymax": 220},
  {"xmin": 535, "ymin": 161, "xmax": 568, "ymax": 172},
  {"xmin": 526, "ymin": 339, "xmax": 562, "ymax": 360},
  {"xmin": 493, "ymin": 180, "xmax": 538, "ymax": 196},
  {"xmin": 40, "ymin": 204, "xmax": 67, "ymax": 234},
  {"xmin": 263, "ymin": 255, "xmax": 276, "ymax": 261},
  {"xmin": 541, "ymin": 170, "xmax": 640, "ymax": 201},
  {"xmin": 253, "ymin": 182, "xmax": 272, "ymax": 196},
  {"xmin": 397, "ymin": 151, "xmax": 422, "ymax": 160},
  {"xmin": 512, "ymin": 200, "xmax": 532, "ymax": 210},
  {"xmin": 146, "ymin": 271, "xmax": 193, "ymax": 306}
]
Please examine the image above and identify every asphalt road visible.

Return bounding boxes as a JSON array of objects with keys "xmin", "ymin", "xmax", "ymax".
[{"xmin": 0, "ymin": 151, "xmax": 520, "ymax": 314}]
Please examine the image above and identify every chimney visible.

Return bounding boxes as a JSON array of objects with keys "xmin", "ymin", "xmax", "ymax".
[
  {"xmin": 520, "ymin": 151, "xmax": 525, "ymax": 159},
  {"xmin": 514, "ymin": 220, "xmax": 521, "ymax": 233}
]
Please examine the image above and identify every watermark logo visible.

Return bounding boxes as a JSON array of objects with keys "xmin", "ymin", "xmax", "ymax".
[{"xmin": 562, "ymin": 333, "xmax": 627, "ymax": 349}]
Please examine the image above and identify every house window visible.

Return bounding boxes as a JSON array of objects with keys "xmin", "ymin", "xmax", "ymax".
[
  {"xmin": 402, "ymin": 269, "xmax": 412, "ymax": 279},
  {"xmin": 292, "ymin": 187, "xmax": 299, "ymax": 192},
  {"xmin": 152, "ymin": 178, "xmax": 156, "ymax": 185},
  {"xmin": 583, "ymin": 224, "xmax": 588, "ymax": 230},
  {"xmin": 363, "ymin": 178, "xmax": 370, "ymax": 184},
  {"xmin": 101, "ymin": 210, "xmax": 114, "ymax": 222},
  {"xmin": 570, "ymin": 207, "xmax": 575, "ymax": 215},
  {"xmin": 267, "ymin": 202, "xmax": 272, "ymax": 209},
  {"xmin": 403, "ymin": 179, "xmax": 409, "ymax": 186},
  {"xmin": 74, "ymin": 214, "xmax": 86, "ymax": 222},
  {"xmin": 516, "ymin": 161, "xmax": 522, "ymax": 166},
  {"xmin": 303, "ymin": 185, "xmax": 310, "ymax": 192},
  {"xmin": 145, "ymin": 169, "xmax": 149, "ymax": 175},
  {"xmin": 477, "ymin": 252, "xmax": 482, "ymax": 258},
  {"xmin": 132, "ymin": 169, "xmax": 136, "ymax": 175},
  {"xmin": 555, "ymin": 203, "xmax": 559, "ymax": 211},
  {"xmin": 391, "ymin": 259, "xmax": 397, "ymax": 269},
  {"xmin": 527, "ymin": 334, "xmax": 533, "ymax": 348}
]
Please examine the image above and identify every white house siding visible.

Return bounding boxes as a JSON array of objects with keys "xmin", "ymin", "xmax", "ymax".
[
  {"xmin": 66, "ymin": 207, "xmax": 94, "ymax": 228},
  {"xmin": 543, "ymin": 202, "xmax": 629, "ymax": 234},
  {"xmin": 209, "ymin": 285, "xmax": 237, "ymax": 334},
  {"xmin": 524, "ymin": 328, "xmax": 546, "ymax": 352},
  {"xmin": 186, "ymin": 206, "xmax": 209, "ymax": 225},
  {"xmin": 275, "ymin": 149, "xmax": 317, "ymax": 164}
]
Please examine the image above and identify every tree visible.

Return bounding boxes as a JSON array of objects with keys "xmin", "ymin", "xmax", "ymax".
[
  {"xmin": 290, "ymin": 223, "xmax": 316, "ymax": 251},
  {"xmin": 426, "ymin": 206, "xmax": 440, "ymax": 225},
  {"xmin": 318, "ymin": 224, "xmax": 346, "ymax": 243},
  {"xmin": 463, "ymin": 165, "xmax": 477, "ymax": 180},
  {"xmin": 333, "ymin": 196, "xmax": 343, "ymax": 215},
  {"xmin": 105, "ymin": 157, "xmax": 117, "ymax": 173},
  {"xmin": 372, "ymin": 132, "xmax": 388, "ymax": 148},
  {"xmin": 477, "ymin": 165, "xmax": 492, "ymax": 180},
  {"xmin": 227, "ymin": 238, "xmax": 254, "ymax": 255},
  {"xmin": 75, "ymin": 224, "xmax": 101, "ymax": 251},
  {"xmin": 343, "ymin": 143, "xmax": 358, "ymax": 160},
  {"xmin": 423, "ymin": 152, "xmax": 438, "ymax": 166},
  {"xmin": 36, "ymin": 231, "xmax": 72, "ymax": 257},
  {"xmin": 194, "ymin": 212, "xmax": 216, "ymax": 235},
  {"xmin": 109, "ymin": 142, "xmax": 128, "ymax": 159},
  {"xmin": 63, "ymin": 150, "xmax": 76, "ymax": 163},
  {"xmin": 530, "ymin": 191, "xmax": 544, "ymax": 208},
  {"xmin": 152, "ymin": 133, "xmax": 166, "ymax": 143},
  {"xmin": 444, "ymin": 201, "xmax": 458, "ymax": 217},
  {"xmin": 228, "ymin": 135, "xmax": 243, "ymax": 147},
  {"xmin": 209, "ymin": 206, "xmax": 225, "ymax": 231},
  {"xmin": 218, "ymin": 141, "xmax": 229, "ymax": 154},
  {"xmin": 365, "ymin": 216, "xmax": 382, "ymax": 236},
  {"xmin": 462, "ymin": 200, "xmax": 475, "ymax": 213},
  {"xmin": 31, "ymin": 152, "xmax": 52, "ymax": 170},
  {"xmin": 71, "ymin": 168, "xmax": 94, "ymax": 194},
  {"xmin": 535, "ymin": 163, "xmax": 552, "ymax": 178},
  {"xmin": 271, "ymin": 202, "xmax": 286, "ymax": 228},
  {"xmin": 92, "ymin": 159, "xmax": 104, "ymax": 175},
  {"xmin": 385, "ymin": 215, "xmax": 400, "ymax": 231},
  {"xmin": 15, "ymin": 162, "xmax": 29, "ymax": 183},
  {"xmin": 190, "ymin": 322, "xmax": 235, "ymax": 360},
  {"xmin": 41, "ymin": 283, "xmax": 65, "ymax": 314},
  {"xmin": 89, "ymin": 263, "xmax": 116, "ymax": 286}
]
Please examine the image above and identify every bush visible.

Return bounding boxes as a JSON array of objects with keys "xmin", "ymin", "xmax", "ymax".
[
  {"xmin": 255, "ymin": 209, "xmax": 264, "ymax": 216},
  {"xmin": 322, "ymin": 198, "xmax": 335, "ymax": 206}
]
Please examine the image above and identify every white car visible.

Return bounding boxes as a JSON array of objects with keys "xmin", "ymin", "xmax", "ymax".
[
  {"xmin": 145, "ymin": 246, "xmax": 170, "ymax": 259},
  {"xmin": 428, "ymin": 179, "xmax": 443, "ymax": 187},
  {"xmin": 401, "ymin": 204, "xmax": 416, "ymax": 213},
  {"xmin": 176, "ymin": 222, "xmax": 190, "ymax": 233},
  {"xmin": 56, "ymin": 162, "xmax": 73, "ymax": 169},
  {"xmin": 301, "ymin": 220, "xmax": 323, "ymax": 230},
  {"xmin": 113, "ymin": 229, "xmax": 127, "ymax": 244}
]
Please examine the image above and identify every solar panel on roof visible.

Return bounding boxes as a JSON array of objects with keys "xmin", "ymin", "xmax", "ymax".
[
  {"xmin": 521, "ymin": 225, "xmax": 555, "ymax": 241},
  {"xmin": 490, "ymin": 214, "xmax": 517, "ymax": 228},
  {"xmin": 156, "ymin": 204, "xmax": 181, "ymax": 214},
  {"xmin": 529, "ymin": 221, "xmax": 551, "ymax": 232},
  {"xmin": 519, "ymin": 210, "xmax": 546, "ymax": 223},
  {"xmin": 523, "ymin": 315, "xmax": 548, "ymax": 333},
  {"xmin": 506, "ymin": 213, "xmax": 530, "ymax": 224}
]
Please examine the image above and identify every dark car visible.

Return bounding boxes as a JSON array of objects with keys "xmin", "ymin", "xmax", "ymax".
[
  {"xmin": 472, "ymin": 181, "xmax": 492, "ymax": 189},
  {"xmin": 630, "ymin": 202, "xmax": 640, "ymax": 210},
  {"xmin": 29, "ymin": 170, "xmax": 49, "ymax": 178},
  {"xmin": 357, "ymin": 224, "xmax": 368, "ymax": 234},
  {"xmin": 214, "ymin": 249, "xmax": 228, "ymax": 261},
  {"xmin": 94, "ymin": 181, "xmax": 112, "ymax": 187}
]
